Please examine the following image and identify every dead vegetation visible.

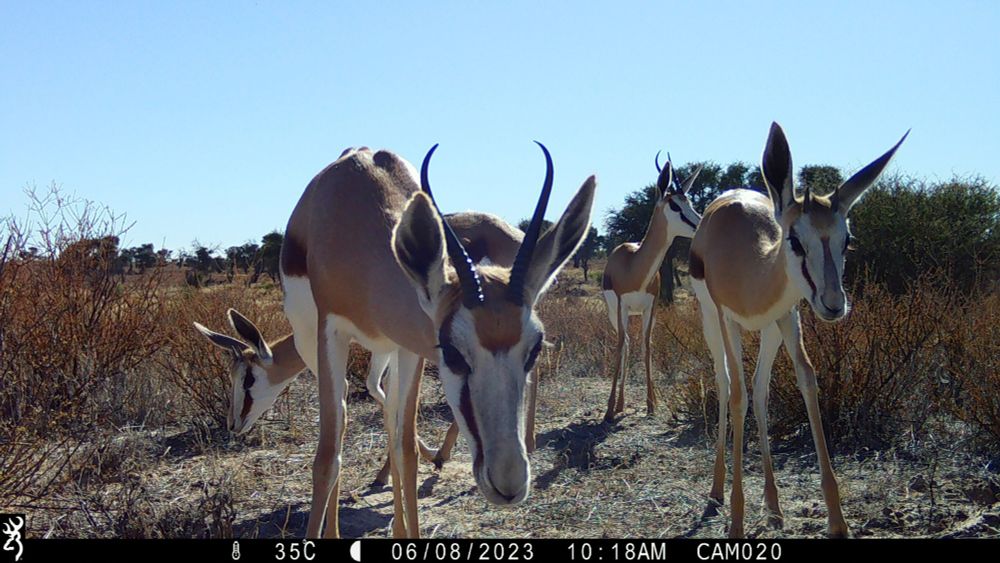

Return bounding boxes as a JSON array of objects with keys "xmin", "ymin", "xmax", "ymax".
[{"xmin": 2, "ymin": 192, "xmax": 999, "ymax": 538}]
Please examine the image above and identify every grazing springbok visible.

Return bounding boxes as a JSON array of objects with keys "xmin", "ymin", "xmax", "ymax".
[
  {"xmin": 690, "ymin": 122, "xmax": 907, "ymax": 538},
  {"xmin": 194, "ymin": 212, "xmax": 532, "ymax": 485},
  {"xmin": 601, "ymin": 154, "xmax": 702, "ymax": 422},
  {"xmin": 277, "ymin": 144, "xmax": 594, "ymax": 538}
]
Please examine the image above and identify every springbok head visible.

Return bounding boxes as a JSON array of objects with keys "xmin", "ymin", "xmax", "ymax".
[
  {"xmin": 392, "ymin": 142, "xmax": 595, "ymax": 506},
  {"xmin": 654, "ymin": 151, "xmax": 703, "ymax": 238},
  {"xmin": 761, "ymin": 121, "xmax": 908, "ymax": 322},
  {"xmin": 194, "ymin": 309, "xmax": 292, "ymax": 434}
]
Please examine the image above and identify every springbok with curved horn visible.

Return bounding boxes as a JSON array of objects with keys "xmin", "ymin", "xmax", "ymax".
[
  {"xmin": 194, "ymin": 212, "xmax": 528, "ymax": 484},
  {"xmin": 601, "ymin": 154, "xmax": 702, "ymax": 422},
  {"xmin": 690, "ymin": 122, "xmax": 907, "ymax": 537},
  {"xmin": 279, "ymin": 144, "xmax": 594, "ymax": 538}
]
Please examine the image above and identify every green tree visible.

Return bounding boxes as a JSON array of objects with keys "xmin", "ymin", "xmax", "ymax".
[
  {"xmin": 847, "ymin": 175, "xmax": 1000, "ymax": 294},
  {"xmin": 251, "ymin": 231, "xmax": 283, "ymax": 284}
]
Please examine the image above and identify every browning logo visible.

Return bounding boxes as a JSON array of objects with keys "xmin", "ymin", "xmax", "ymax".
[{"xmin": 1, "ymin": 515, "xmax": 23, "ymax": 562}]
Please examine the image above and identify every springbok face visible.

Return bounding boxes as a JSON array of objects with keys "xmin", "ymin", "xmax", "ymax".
[
  {"xmin": 654, "ymin": 152, "xmax": 703, "ymax": 238},
  {"xmin": 393, "ymin": 143, "xmax": 595, "ymax": 505},
  {"xmin": 194, "ymin": 309, "xmax": 292, "ymax": 434},
  {"xmin": 761, "ymin": 122, "xmax": 908, "ymax": 322}
]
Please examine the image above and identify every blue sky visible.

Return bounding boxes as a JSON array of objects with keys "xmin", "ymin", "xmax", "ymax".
[{"xmin": 2, "ymin": 1, "xmax": 997, "ymax": 251}]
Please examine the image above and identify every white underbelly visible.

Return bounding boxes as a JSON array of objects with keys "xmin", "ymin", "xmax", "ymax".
[
  {"xmin": 603, "ymin": 290, "xmax": 654, "ymax": 332},
  {"xmin": 282, "ymin": 274, "xmax": 398, "ymax": 374},
  {"xmin": 691, "ymin": 278, "xmax": 802, "ymax": 331}
]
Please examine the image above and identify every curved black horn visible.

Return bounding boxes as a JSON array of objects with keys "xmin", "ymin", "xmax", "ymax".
[
  {"xmin": 507, "ymin": 141, "xmax": 554, "ymax": 305},
  {"xmin": 802, "ymin": 183, "xmax": 813, "ymax": 213},
  {"xmin": 655, "ymin": 150, "xmax": 663, "ymax": 173},
  {"xmin": 656, "ymin": 151, "xmax": 674, "ymax": 196},
  {"xmin": 420, "ymin": 144, "xmax": 484, "ymax": 308}
]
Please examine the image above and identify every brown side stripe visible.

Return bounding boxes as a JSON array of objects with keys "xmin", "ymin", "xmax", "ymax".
[
  {"xmin": 281, "ymin": 233, "xmax": 308, "ymax": 277},
  {"xmin": 689, "ymin": 250, "xmax": 705, "ymax": 280}
]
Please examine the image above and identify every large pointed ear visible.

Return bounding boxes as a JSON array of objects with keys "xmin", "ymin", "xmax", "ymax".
[
  {"xmin": 679, "ymin": 164, "xmax": 704, "ymax": 194},
  {"xmin": 193, "ymin": 322, "xmax": 246, "ymax": 359},
  {"xmin": 521, "ymin": 176, "xmax": 597, "ymax": 304},
  {"xmin": 761, "ymin": 122, "xmax": 796, "ymax": 214},
  {"xmin": 392, "ymin": 191, "xmax": 449, "ymax": 315},
  {"xmin": 227, "ymin": 308, "xmax": 272, "ymax": 362},
  {"xmin": 834, "ymin": 130, "xmax": 909, "ymax": 214}
]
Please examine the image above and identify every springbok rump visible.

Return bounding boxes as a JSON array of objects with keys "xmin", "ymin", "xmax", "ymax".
[
  {"xmin": 601, "ymin": 153, "xmax": 702, "ymax": 422},
  {"xmin": 275, "ymin": 143, "xmax": 594, "ymax": 538},
  {"xmin": 690, "ymin": 122, "xmax": 907, "ymax": 538},
  {"xmin": 194, "ymin": 211, "xmax": 533, "ymax": 485}
]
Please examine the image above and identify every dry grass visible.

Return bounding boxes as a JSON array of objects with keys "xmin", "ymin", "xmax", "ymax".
[{"xmin": 2, "ymin": 198, "xmax": 999, "ymax": 539}]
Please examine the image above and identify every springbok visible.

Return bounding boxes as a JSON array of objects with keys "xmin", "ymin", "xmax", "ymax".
[
  {"xmin": 278, "ymin": 144, "xmax": 594, "ymax": 538},
  {"xmin": 690, "ymin": 122, "xmax": 907, "ymax": 538},
  {"xmin": 601, "ymin": 154, "xmax": 702, "ymax": 422},
  {"xmin": 194, "ymin": 211, "xmax": 531, "ymax": 485}
]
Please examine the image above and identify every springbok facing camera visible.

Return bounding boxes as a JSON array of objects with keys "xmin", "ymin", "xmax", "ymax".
[
  {"xmin": 193, "ymin": 211, "xmax": 533, "ymax": 485},
  {"xmin": 280, "ymin": 144, "xmax": 594, "ymax": 538},
  {"xmin": 690, "ymin": 122, "xmax": 907, "ymax": 538},
  {"xmin": 601, "ymin": 154, "xmax": 702, "ymax": 422}
]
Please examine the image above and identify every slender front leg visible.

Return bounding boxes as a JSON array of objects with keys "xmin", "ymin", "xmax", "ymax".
[
  {"xmin": 307, "ymin": 317, "xmax": 350, "ymax": 538},
  {"xmin": 753, "ymin": 323, "xmax": 784, "ymax": 528},
  {"xmin": 719, "ymin": 313, "xmax": 746, "ymax": 538},
  {"xmin": 777, "ymin": 309, "xmax": 849, "ymax": 538},
  {"xmin": 641, "ymin": 300, "xmax": 657, "ymax": 414},
  {"xmin": 605, "ymin": 296, "xmax": 626, "ymax": 422},
  {"xmin": 699, "ymin": 298, "xmax": 729, "ymax": 510},
  {"xmin": 615, "ymin": 303, "xmax": 630, "ymax": 414},
  {"xmin": 433, "ymin": 422, "xmax": 461, "ymax": 469},
  {"xmin": 385, "ymin": 350, "xmax": 423, "ymax": 538}
]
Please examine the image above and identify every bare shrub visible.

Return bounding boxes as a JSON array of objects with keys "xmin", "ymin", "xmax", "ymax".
[
  {"xmin": 666, "ymin": 276, "xmax": 966, "ymax": 450},
  {"xmin": 0, "ymin": 185, "xmax": 167, "ymax": 505},
  {"xmin": 942, "ymin": 292, "xmax": 1000, "ymax": 448}
]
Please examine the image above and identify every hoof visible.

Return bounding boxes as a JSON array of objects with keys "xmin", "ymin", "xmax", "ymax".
[
  {"xmin": 828, "ymin": 526, "xmax": 850, "ymax": 539},
  {"xmin": 727, "ymin": 526, "xmax": 744, "ymax": 539},
  {"xmin": 646, "ymin": 405, "xmax": 655, "ymax": 415},
  {"xmin": 369, "ymin": 478, "xmax": 387, "ymax": 489},
  {"xmin": 702, "ymin": 498, "xmax": 723, "ymax": 518},
  {"xmin": 767, "ymin": 513, "xmax": 784, "ymax": 530},
  {"xmin": 432, "ymin": 457, "xmax": 445, "ymax": 471}
]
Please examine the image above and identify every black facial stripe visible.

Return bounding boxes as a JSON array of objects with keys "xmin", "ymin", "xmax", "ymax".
[
  {"xmin": 679, "ymin": 213, "xmax": 698, "ymax": 231},
  {"xmin": 240, "ymin": 365, "xmax": 254, "ymax": 419},
  {"xmin": 800, "ymin": 259, "xmax": 817, "ymax": 300},
  {"xmin": 438, "ymin": 320, "xmax": 471, "ymax": 376},
  {"xmin": 525, "ymin": 336, "xmax": 543, "ymax": 372},
  {"xmin": 460, "ymin": 377, "xmax": 484, "ymax": 470},
  {"xmin": 667, "ymin": 199, "xmax": 681, "ymax": 212}
]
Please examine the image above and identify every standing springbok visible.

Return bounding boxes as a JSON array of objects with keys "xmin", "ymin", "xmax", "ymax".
[
  {"xmin": 280, "ymin": 144, "xmax": 594, "ymax": 538},
  {"xmin": 690, "ymin": 122, "xmax": 907, "ymax": 538},
  {"xmin": 601, "ymin": 155, "xmax": 702, "ymax": 422},
  {"xmin": 194, "ymin": 211, "xmax": 530, "ymax": 485}
]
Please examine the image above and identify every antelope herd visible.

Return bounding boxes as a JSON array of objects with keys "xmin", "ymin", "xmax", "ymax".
[{"xmin": 196, "ymin": 123, "xmax": 906, "ymax": 539}]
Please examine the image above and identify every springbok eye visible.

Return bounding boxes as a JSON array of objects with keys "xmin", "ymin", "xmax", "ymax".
[
  {"xmin": 667, "ymin": 199, "xmax": 681, "ymax": 212},
  {"xmin": 439, "ymin": 343, "xmax": 471, "ymax": 376},
  {"xmin": 524, "ymin": 337, "xmax": 543, "ymax": 372},
  {"xmin": 844, "ymin": 235, "xmax": 855, "ymax": 253},
  {"xmin": 788, "ymin": 234, "xmax": 805, "ymax": 256}
]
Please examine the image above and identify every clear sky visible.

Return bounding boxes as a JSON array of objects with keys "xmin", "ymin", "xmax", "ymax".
[{"xmin": 2, "ymin": 1, "xmax": 997, "ymax": 251}]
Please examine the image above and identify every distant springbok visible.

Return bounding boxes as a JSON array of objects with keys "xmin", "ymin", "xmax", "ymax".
[
  {"xmin": 601, "ymin": 154, "xmax": 702, "ymax": 422},
  {"xmin": 690, "ymin": 122, "xmax": 907, "ymax": 538},
  {"xmin": 194, "ymin": 211, "xmax": 530, "ymax": 485},
  {"xmin": 274, "ymin": 144, "xmax": 593, "ymax": 538}
]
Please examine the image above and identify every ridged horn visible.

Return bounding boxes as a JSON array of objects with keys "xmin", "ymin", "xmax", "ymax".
[
  {"xmin": 419, "ymin": 144, "xmax": 484, "ymax": 308},
  {"xmin": 507, "ymin": 141, "xmax": 554, "ymax": 305}
]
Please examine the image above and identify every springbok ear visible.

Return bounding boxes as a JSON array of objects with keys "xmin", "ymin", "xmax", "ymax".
[
  {"xmin": 392, "ymin": 192, "xmax": 449, "ymax": 315},
  {"xmin": 835, "ymin": 130, "xmax": 909, "ymax": 214},
  {"xmin": 521, "ymin": 176, "xmax": 597, "ymax": 304},
  {"xmin": 761, "ymin": 122, "xmax": 796, "ymax": 214},
  {"xmin": 680, "ymin": 164, "xmax": 704, "ymax": 194},
  {"xmin": 227, "ymin": 309, "xmax": 272, "ymax": 362},
  {"xmin": 193, "ymin": 322, "xmax": 246, "ymax": 359}
]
